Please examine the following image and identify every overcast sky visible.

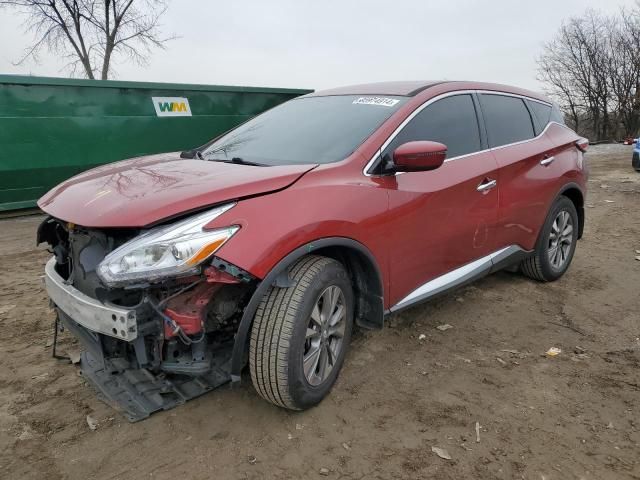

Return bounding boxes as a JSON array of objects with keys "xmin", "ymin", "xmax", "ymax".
[{"xmin": 0, "ymin": 0, "xmax": 635, "ymax": 93}]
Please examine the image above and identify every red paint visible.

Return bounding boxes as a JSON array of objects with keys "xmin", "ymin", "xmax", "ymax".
[
  {"xmin": 39, "ymin": 81, "xmax": 587, "ymax": 310},
  {"xmin": 492, "ymin": 123, "xmax": 585, "ymax": 251},
  {"xmin": 383, "ymin": 149, "xmax": 500, "ymax": 304},
  {"xmin": 37, "ymin": 152, "xmax": 316, "ymax": 227},
  {"xmin": 204, "ymin": 266, "xmax": 241, "ymax": 284},
  {"xmin": 163, "ymin": 282, "xmax": 220, "ymax": 338},
  {"xmin": 393, "ymin": 141, "xmax": 447, "ymax": 171}
]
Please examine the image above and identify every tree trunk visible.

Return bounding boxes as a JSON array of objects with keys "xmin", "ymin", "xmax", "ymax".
[
  {"xmin": 100, "ymin": 47, "xmax": 112, "ymax": 80},
  {"xmin": 83, "ymin": 58, "xmax": 95, "ymax": 79}
]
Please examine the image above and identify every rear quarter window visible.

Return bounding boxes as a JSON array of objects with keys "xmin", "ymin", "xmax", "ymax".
[
  {"xmin": 550, "ymin": 104, "xmax": 565, "ymax": 125},
  {"xmin": 526, "ymin": 100, "xmax": 552, "ymax": 135},
  {"xmin": 480, "ymin": 94, "xmax": 535, "ymax": 148}
]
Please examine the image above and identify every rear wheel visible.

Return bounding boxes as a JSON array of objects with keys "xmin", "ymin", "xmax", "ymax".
[
  {"xmin": 521, "ymin": 196, "xmax": 579, "ymax": 282},
  {"xmin": 249, "ymin": 255, "xmax": 354, "ymax": 410}
]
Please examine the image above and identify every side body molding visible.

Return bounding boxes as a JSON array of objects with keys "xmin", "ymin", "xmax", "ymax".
[
  {"xmin": 389, "ymin": 245, "xmax": 529, "ymax": 313},
  {"xmin": 229, "ymin": 237, "xmax": 384, "ymax": 381}
]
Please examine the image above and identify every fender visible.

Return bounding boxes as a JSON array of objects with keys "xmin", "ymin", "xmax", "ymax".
[
  {"xmin": 229, "ymin": 237, "xmax": 384, "ymax": 381},
  {"xmin": 555, "ymin": 181, "xmax": 586, "ymax": 239},
  {"xmin": 526, "ymin": 181, "xmax": 585, "ymax": 251}
]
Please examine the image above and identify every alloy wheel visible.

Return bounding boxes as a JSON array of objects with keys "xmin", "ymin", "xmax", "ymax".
[
  {"xmin": 303, "ymin": 285, "xmax": 347, "ymax": 386},
  {"xmin": 548, "ymin": 210, "xmax": 573, "ymax": 269}
]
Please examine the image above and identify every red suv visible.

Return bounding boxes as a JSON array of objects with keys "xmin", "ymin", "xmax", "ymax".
[{"xmin": 38, "ymin": 81, "xmax": 588, "ymax": 420}]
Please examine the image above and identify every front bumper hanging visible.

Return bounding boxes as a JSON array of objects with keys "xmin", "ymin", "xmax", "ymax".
[
  {"xmin": 60, "ymin": 311, "xmax": 232, "ymax": 422},
  {"xmin": 45, "ymin": 258, "xmax": 233, "ymax": 422},
  {"xmin": 44, "ymin": 258, "xmax": 138, "ymax": 341}
]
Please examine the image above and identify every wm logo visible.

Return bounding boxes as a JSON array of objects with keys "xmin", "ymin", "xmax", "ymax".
[
  {"xmin": 158, "ymin": 101, "xmax": 187, "ymax": 113},
  {"xmin": 152, "ymin": 97, "xmax": 192, "ymax": 117}
]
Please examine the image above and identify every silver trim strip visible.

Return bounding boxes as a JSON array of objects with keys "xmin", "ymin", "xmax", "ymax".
[
  {"xmin": 44, "ymin": 257, "xmax": 138, "ymax": 341},
  {"xmin": 363, "ymin": 88, "xmax": 563, "ymax": 176},
  {"xmin": 389, "ymin": 245, "xmax": 525, "ymax": 312},
  {"xmin": 478, "ymin": 90, "xmax": 551, "ymax": 106}
]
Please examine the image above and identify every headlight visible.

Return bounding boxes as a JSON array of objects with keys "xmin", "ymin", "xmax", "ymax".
[{"xmin": 97, "ymin": 203, "xmax": 238, "ymax": 286}]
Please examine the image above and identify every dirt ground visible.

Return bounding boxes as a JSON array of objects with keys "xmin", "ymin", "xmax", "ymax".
[{"xmin": 1, "ymin": 144, "xmax": 639, "ymax": 480}]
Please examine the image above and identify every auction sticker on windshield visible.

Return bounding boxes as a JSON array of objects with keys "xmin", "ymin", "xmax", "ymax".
[{"xmin": 352, "ymin": 97, "xmax": 400, "ymax": 107}]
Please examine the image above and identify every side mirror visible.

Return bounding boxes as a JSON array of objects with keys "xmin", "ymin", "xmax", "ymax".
[{"xmin": 393, "ymin": 141, "xmax": 447, "ymax": 172}]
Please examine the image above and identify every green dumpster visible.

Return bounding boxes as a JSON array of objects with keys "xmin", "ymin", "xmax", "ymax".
[{"xmin": 0, "ymin": 75, "xmax": 312, "ymax": 211}]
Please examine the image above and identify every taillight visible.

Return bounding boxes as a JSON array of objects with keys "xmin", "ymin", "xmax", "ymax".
[
  {"xmin": 575, "ymin": 137, "xmax": 588, "ymax": 172},
  {"xmin": 575, "ymin": 138, "xmax": 589, "ymax": 152}
]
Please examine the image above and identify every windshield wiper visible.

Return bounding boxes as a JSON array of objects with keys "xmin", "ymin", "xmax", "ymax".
[
  {"xmin": 180, "ymin": 148, "xmax": 203, "ymax": 159},
  {"xmin": 208, "ymin": 157, "xmax": 266, "ymax": 167}
]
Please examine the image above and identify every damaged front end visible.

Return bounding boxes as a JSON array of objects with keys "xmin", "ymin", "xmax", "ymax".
[{"xmin": 38, "ymin": 209, "xmax": 256, "ymax": 422}]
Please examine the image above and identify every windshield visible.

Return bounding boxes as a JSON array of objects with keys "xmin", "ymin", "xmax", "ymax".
[{"xmin": 201, "ymin": 95, "xmax": 407, "ymax": 166}]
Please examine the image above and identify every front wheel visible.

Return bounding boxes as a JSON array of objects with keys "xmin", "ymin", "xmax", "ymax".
[
  {"xmin": 249, "ymin": 255, "xmax": 354, "ymax": 410},
  {"xmin": 520, "ymin": 196, "xmax": 579, "ymax": 282}
]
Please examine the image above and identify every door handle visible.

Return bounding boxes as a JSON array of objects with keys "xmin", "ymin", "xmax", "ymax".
[
  {"xmin": 477, "ymin": 178, "xmax": 497, "ymax": 192},
  {"xmin": 540, "ymin": 155, "xmax": 555, "ymax": 166}
]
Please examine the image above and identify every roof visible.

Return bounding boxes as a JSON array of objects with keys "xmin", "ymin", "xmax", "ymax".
[
  {"xmin": 0, "ymin": 74, "xmax": 312, "ymax": 95},
  {"xmin": 306, "ymin": 80, "xmax": 550, "ymax": 103},
  {"xmin": 306, "ymin": 81, "xmax": 443, "ymax": 97}
]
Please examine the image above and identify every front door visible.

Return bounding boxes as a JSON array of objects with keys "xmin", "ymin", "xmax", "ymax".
[{"xmin": 376, "ymin": 93, "xmax": 500, "ymax": 309}]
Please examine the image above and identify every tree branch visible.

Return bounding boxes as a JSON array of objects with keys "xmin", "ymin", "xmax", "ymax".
[{"xmin": 0, "ymin": 0, "xmax": 174, "ymax": 79}]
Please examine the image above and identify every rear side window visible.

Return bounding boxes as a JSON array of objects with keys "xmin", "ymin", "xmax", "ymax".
[
  {"xmin": 384, "ymin": 94, "xmax": 482, "ymax": 160},
  {"xmin": 550, "ymin": 104, "xmax": 565, "ymax": 125},
  {"xmin": 480, "ymin": 94, "xmax": 535, "ymax": 148},
  {"xmin": 526, "ymin": 100, "xmax": 552, "ymax": 135}
]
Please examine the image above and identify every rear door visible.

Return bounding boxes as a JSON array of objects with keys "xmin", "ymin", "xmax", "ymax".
[
  {"xmin": 478, "ymin": 93, "xmax": 556, "ymax": 252},
  {"xmin": 378, "ymin": 93, "xmax": 500, "ymax": 309}
]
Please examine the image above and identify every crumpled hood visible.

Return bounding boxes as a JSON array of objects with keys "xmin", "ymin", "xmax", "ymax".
[{"xmin": 38, "ymin": 152, "xmax": 317, "ymax": 227}]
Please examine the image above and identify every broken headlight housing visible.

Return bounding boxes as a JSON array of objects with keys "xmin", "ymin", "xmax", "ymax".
[{"xmin": 97, "ymin": 203, "xmax": 238, "ymax": 286}]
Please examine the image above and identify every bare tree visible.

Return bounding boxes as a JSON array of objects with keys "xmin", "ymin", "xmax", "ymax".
[
  {"xmin": 538, "ymin": 4, "xmax": 640, "ymax": 140},
  {"xmin": 0, "ymin": 0, "xmax": 174, "ymax": 79},
  {"xmin": 610, "ymin": 7, "xmax": 640, "ymax": 137},
  {"xmin": 538, "ymin": 10, "xmax": 613, "ymax": 140},
  {"xmin": 537, "ymin": 39, "xmax": 583, "ymax": 132}
]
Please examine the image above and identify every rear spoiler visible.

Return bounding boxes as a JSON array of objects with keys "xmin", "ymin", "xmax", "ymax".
[{"xmin": 575, "ymin": 137, "xmax": 589, "ymax": 152}]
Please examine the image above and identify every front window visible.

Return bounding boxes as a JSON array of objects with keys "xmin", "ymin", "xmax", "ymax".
[
  {"xmin": 382, "ymin": 94, "xmax": 482, "ymax": 161},
  {"xmin": 202, "ymin": 95, "xmax": 407, "ymax": 166}
]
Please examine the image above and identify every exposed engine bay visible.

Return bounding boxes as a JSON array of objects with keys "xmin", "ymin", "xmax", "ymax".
[{"xmin": 38, "ymin": 216, "xmax": 256, "ymax": 422}]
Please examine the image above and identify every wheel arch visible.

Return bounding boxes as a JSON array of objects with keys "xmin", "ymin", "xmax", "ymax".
[
  {"xmin": 311, "ymin": 244, "xmax": 385, "ymax": 329},
  {"xmin": 557, "ymin": 183, "xmax": 585, "ymax": 239},
  {"xmin": 229, "ymin": 237, "xmax": 385, "ymax": 380}
]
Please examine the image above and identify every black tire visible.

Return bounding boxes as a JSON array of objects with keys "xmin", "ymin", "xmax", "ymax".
[
  {"xmin": 249, "ymin": 255, "xmax": 354, "ymax": 410},
  {"xmin": 521, "ymin": 195, "xmax": 579, "ymax": 282}
]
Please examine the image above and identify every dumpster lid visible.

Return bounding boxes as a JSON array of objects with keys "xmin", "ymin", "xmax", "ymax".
[{"xmin": 0, "ymin": 74, "xmax": 312, "ymax": 95}]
